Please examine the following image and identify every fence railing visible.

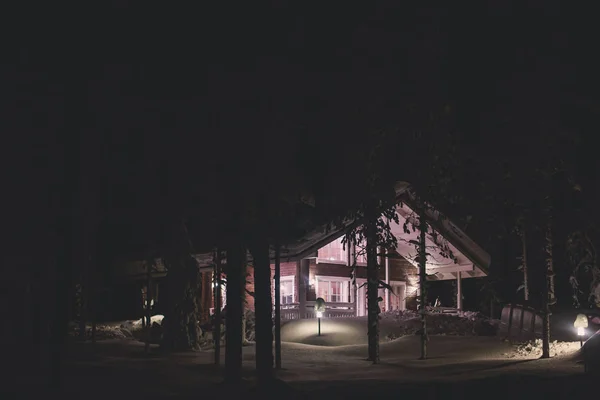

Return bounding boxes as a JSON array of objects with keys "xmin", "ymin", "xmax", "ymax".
[{"xmin": 277, "ymin": 302, "xmax": 355, "ymax": 320}]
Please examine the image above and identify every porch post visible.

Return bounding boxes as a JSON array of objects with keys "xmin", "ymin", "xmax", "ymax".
[
  {"xmin": 347, "ymin": 239, "xmax": 354, "ymax": 314},
  {"xmin": 213, "ymin": 249, "xmax": 222, "ymax": 365},
  {"xmin": 352, "ymin": 242, "xmax": 358, "ymax": 317},
  {"xmin": 456, "ymin": 271, "xmax": 463, "ymax": 311},
  {"xmin": 274, "ymin": 244, "xmax": 281, "ymax": 369},
  {"xmin": 297, "ymin": 260, "xmax": 307, "ymax": 319},
  {"xmin": 385, "ymin": 249, "xmax": 390, "ymax": 311}
]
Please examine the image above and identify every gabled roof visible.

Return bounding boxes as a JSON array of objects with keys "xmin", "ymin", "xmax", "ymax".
[
  {"xmin": 393, "ymin": 182, "xmax": 490, "ymax": 276},
  {"xmin": 193, "ymin": 181, "xmax": 490, "ymax": 279},
  {"xmin": 267, "ymin": 182, "xmax": 488, "ymax": 268}
]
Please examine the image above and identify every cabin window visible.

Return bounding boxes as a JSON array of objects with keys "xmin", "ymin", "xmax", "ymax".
[
  {"xmin": 279, "ymin": 276, "xmax": 295, "ymax": 304},
  {"xmin": 210, "ymin": 272, "xmax": 226, "ymax": 313},
  {"xmin": 317, "ymin": 237, "xmax": 348, "ymax": 263},
  {"xmin": 354, "ymin": 238, "xmax": 368, "ymax": 264},
  {"xmin": 316, "ymin": 276, "xmax": 351, "ymax": 303}
]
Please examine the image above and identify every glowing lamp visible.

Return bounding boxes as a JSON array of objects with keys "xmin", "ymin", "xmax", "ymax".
[
  {"xmin": 574, "ymin": 314, "xmax": 589, "ymax": 347},
  {"xmin": 314, "ymin": 297, "xmax": 326, "ymax": 336}
]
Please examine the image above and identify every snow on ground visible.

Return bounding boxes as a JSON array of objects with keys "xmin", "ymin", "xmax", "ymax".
[
  {"xmin": 28, "ymin": 314, "xmax": 597, "ymax": 399},
  {"xmin": 281, "ymin": 312, "xmax": 497, "ymax": 347},
  {"xmin": 67, "ymin": 315, "xmax": 166, "ymax": 342},
  {"xmin": 67, "ymin": 321, "xmax": 136, "ymax": 340},
  {"xmin": 74, "ymin": 310, "xmax": 497, "ymax": 346},
  {"xmin": 49, "ymin": 313, "xmax": 600, "ymax": 399},
  {"xmin": 507, "ymin": 339, "xmax": 582, "ymax": 359},
  {"xmin": 130, "ymin": 314, "xmax": 164, "ymax": 327},
  {"xmin": 276, "ymin": 335, "xmax": 584, "ymax": 383},
  {"xmin": 43, "ymin": 333, "xmax": 589, "ymax": 399},
  {"xmin": 266, "ymin": 316, "xmax": 586, "ymax": 386}
]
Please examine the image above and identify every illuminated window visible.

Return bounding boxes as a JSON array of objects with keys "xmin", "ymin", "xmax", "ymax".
[
  {"xmin": 279, "ymin": 276, "xmax": 295, "ymax": 304},
  {"xmin": 212, "ymin": 272, "xmax": 226, "ymax": 311},
  {"xmin": 354, "ymin": 238, "xmax": 368, "ymax": 264},
  {"xmin": 316, "ymin": 276, "xmax": 351, "ymax": 303},
  {"xmin": 318, "ymin": 237, "xmax": 348, "ymax": 262}
]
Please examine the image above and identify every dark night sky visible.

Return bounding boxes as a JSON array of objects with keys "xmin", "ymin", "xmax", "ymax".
[{"xmin": 5, "ymin": 3, "xmax": 600, "ymax": 276}]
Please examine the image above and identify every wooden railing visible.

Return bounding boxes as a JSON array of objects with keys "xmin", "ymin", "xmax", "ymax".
[{"xmin": 277, "ymin": 302, "xmax": 356, "ymax": 320}]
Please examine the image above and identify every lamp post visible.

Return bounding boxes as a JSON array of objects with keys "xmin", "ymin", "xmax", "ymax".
[
  {"xmin": 574, "ymin": 313, "xmax": 588, "ymax": 348},
  {"xmin": 317, "ymin": 311, "xmax": 323, "ymax": 336},
  {"xmin": 315, "ymin": 297, "xmax": 326, "ymax": 337}
]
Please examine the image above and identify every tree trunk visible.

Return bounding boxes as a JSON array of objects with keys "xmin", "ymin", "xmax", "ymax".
[
  {"xmin": 91, "ymin": 291, "xmax": 97, "ymax": 344},
  {"xmin": 418, "ymin": 209, "xmax": 428, "ymax": 360},
  {"xmin": 366, "ymin": 218, "xmax": 380, "ymax": 363},
  {"xmin": 274, "ymin": 243, "xmax": 282, "ymax": 369},
  {"xmin": 90, "ymin": 260, "xmax": 97, "ymax": 344},
  {"xmin": 541, "ymin": 209, "xmax": 555, "ymax": 359},
  {"xmin": 518, "ymin": 228, "xmax": 528, "ymax": 341},
  {"xmin": 252, "ymin": 241, "xmax": 274, "ymax": 384},
  {"xmin": 48, "ymin": 151, "xmax": 82, "ymax": 390},
  {"xmin": 49, "ymin": 265, "xmax": 73, "ymax": 392},
  {"xmin": 242, "ymin": 264, "xmax": 248, "ymax": 346},
  {"xmin": 507, "ymin": 303, "xmax": 515, "ymax": 342},
  {"xmin": 541, "ymin": 289, "xmax": 550, "ymax": 358},
  {"xmin": 546, "ymin": 221, "xmax": 556, "ymax": 307},
  {"xmin": 49, "ymin": 213, "xmax": 76, "ymax": 392},
  {"xmin": 145, "ymin": 258, "xmax": 153, "ymax": 354},
  {"xmin": 31, "ymin": 271, "xmax": 43, "ymax": 372},
  {"xmin": 350, "ymin": 242, "xmax": 358, "ymax": 316},
  {"xmin": 86, "ymin": 227, "xmax": 98, "ymax": 346},
  {"xmin": 521, "ymin": 227, "xmax": 529, "ymax": 302},
  {"xmin": 160, "ymin": 220, "xmax": 202, "ymax": 352},
  {"xmin": 78, "ymin": 269, "xmax": 88, "ymax": 341},
  {"xmin": 225, "ymin": 245, "xmax": 245, "ymax": 383},
  {"xmin": 213, "ymin": 249, "xmax": 222, "ymax": 365},
  {"xmin": 242, "ymin": 309, "xmax": 247, "ymax": 345},
  {"xmin": 161, "ymin": 252, "xmax": 201, "ymax": 351}
]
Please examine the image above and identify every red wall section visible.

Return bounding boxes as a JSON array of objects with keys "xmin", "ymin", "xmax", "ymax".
[{"xmin": 209, "ymin": 255, "xmax": 418, "ymax": 312}]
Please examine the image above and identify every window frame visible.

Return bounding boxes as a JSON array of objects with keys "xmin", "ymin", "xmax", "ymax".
[
  {"xmin": 353, "ymin": 239, "xmax": 368, "ymax": 265},
  {"xmin": 276, "ymin": 275, "xmax": 295, "ymax": 305},
  {"xmin": 316, "ymin": 237, "xmax": 349, "ymax": 265},
  {"xmin": 315, "ymin": 275, "xmax": 352, "ymax": 303}
]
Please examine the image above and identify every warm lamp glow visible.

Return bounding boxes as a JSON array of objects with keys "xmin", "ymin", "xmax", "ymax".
[
  {"xmin": 578, "ymin": 327, "xmax": 585, "ymax": 336},
  {"xmin": 316, "ymin": 311, "xmax": 323, "ymax": 318}
]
